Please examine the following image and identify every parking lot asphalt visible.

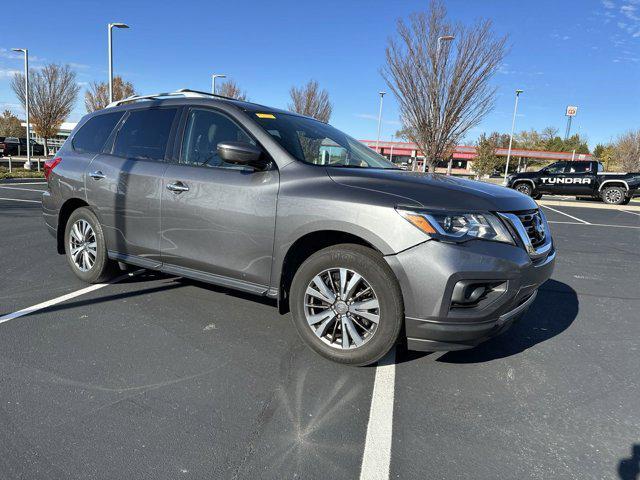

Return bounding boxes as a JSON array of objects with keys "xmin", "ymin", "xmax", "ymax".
[{"xmin": 0, "ymin": 181, "xmax": 639, "ymax": 480}]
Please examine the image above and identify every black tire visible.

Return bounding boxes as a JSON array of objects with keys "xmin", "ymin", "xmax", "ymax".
[
  {"xmin": 290, "ymin": 244, "xmax": 404, "ymax": 366},
  {"xmin": 600, "ymin": 186, "xmax": 626, "ymax": 205},
  {"xmin": 533, "ymin": 193, "xmax": 543, "ymax": 200},
  {"xmin": 621, "ymin": 197, "xmax": 631, "ymax": 205},
  {"xmin": 64, "ymin": 207, "xmax": 117, "ymax": 283},
  {"xmin": 514, "ymin": 182, "xmax": 533, "ymax": 197}
]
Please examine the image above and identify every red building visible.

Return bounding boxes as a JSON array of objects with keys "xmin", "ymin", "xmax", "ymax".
[{"xmin": 360, "ymin": 140, "xmax": 593, "ymax": 175}]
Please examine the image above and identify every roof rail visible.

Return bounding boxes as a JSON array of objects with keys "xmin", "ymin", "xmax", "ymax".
[{"xmin": 106, "ymin": 88, "xmax": 229, "ymax": 108}]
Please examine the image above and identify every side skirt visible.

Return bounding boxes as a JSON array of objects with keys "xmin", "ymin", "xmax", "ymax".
[{"xmin": 107, "ymin": 251, "xmax": 274, "ymax": 296}]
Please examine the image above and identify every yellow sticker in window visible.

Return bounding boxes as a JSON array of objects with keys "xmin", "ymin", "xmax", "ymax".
[{"xmin": 256, "ymin": 113, "xmax": 276, "ymax": 119}]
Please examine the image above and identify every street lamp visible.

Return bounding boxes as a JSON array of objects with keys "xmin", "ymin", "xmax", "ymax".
[
  {"xmin": 211, "ymin": 74, "xmax": 226, "ymax": 94},
  {"xmin": 12, "ymin": 48, "xmax": 32, "ymax": 170},
  {"xmin": 375, "ymin": 91, "xmax": 386, "ymax": 151},
  {"xmin": 503, "ymin": 89, "xmax": 523, "ymax": 182},
  {"xmin": 108, "ymin": 22, "xmax": 129, "ymax": 104}
]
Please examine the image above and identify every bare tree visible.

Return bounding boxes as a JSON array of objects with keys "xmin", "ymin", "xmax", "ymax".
[
  {"xmin": 11, "ymin": 64, "xmax": 79, "ymax": 155},
  {"xmin": 615, "ymin": 130, "xmax": 640, "ymax": 172},
  {"xmin": 288, "ymin": 80, "xmax": 332, "ymax": 122},
  {"xmin": 382, "ymin": 0, "xmax": 507, "ymax": 172},
  {"xmin": 217, "ymin": 80, "xmax": 248, "ymax": 101},
  {"xmin": 85, "ymin": 76, "xmax": 135, "ymax": 112}
]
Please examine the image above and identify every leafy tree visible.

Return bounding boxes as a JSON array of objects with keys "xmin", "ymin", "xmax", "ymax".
[
  {"xmin": 593, "ymin": 143, "xmax": 606, "ymax": 159},
  {"xmin": 472, "ymin": 132, "xmax": 501, "ymax": 178},
  {"xmin": 614, "ymin": 130, "xmax": 640, "ymax": 172},
  {"xmin": 600, "ymin": 145, "xmax": 617, "ymax": 171},
  {"xmin": 288, "ymin": 80, "xmax": 332, "ymax": 122},
  {"xmin": 0, "ymin": 110, "xmax": 25, "ymax": 137},
  {"xmin": 382, "ymin": 0, "xmax": 507, "ymax": 172},
  {"xmin": 217, "ymin": 80, "xmax": 248, "ymax": 101},
  {"xmin": 563, "ymin": 134, "xmax": 590, "ymax": 154},
  {"xmin": 11, "ymin": 64, "xmax": 79, "ymax": 155},
  {"xmin": 514, "ymin": 129, "xmax": 542, "ymax": 150},
  {"xmin": 85, "ymin": 76, "xmax": 135, "ymax": 112}
]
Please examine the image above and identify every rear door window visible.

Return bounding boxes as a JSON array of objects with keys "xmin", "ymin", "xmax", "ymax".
[
  {"xmin": 113, "ymin": 108, "xmax": 177, "ymax": 161},
  {"xmin": 567, "ymin": 161, "xmax": 591, "ymax": 173},
  {"xmin": 72, "ymin": 112, "xmax": 124, "ymax": 154}
]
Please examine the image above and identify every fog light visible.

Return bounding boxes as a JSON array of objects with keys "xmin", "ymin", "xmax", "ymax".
[{"xmin": 450, "ymin": 280, "xmax": 507, "ymax": 309}]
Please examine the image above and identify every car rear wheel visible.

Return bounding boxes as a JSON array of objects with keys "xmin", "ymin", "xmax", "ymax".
[
  {"xmin": 290, "ymin": 244, "xmax": 403, "ymax": 366},
  {"xmin": 601, "ymin": 186, "xmax": 626, "ymax": 205},
  {"xmin": 64, "ymin": 207, "xmax": 117, "ymax": 283},
  {"xmin": 514, "ymin": 182, "xmax": 533, "ymax": 197}
]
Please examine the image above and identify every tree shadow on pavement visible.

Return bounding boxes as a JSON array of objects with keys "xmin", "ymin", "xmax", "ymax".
[
  {"xmin": 618, "ymin": 444, "xmax": 640, "ymax": 480},
  {"xmin": 436, "ymin": 279, "xmax": 578, "ymax": 364}
]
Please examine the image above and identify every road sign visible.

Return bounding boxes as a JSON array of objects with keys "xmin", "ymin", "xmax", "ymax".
[{"xmin": 566, "ymin": 105, "xmax": 578, "ymax": 117}]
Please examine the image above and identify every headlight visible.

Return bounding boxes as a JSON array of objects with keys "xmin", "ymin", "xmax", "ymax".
[{"xmin": 397, "ymin": 208, "xmax": 515, "ymax": 245}]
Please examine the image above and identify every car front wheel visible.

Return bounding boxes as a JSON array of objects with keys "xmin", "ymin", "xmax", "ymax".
[
  {"xmin": 64, "ymin": 207, "xmax": 117, "ymax": 283},
  {"xmin": 290, "ymin": 244, "xmax": 404, "ymax": 366}
]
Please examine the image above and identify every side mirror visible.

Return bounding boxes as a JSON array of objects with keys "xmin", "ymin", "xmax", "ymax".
[{"xmin": 217, "ymin": 141, "xmax": 264, "ymax": 167}]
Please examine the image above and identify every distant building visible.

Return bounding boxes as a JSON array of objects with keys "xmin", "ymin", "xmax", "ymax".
[
  {"xmin": 360, "ymin": 140, "xmax": 593, "ymax": 175},
  {"xmin": 22, "ymin": 121, "xmax": 78, "ymax": 153}
]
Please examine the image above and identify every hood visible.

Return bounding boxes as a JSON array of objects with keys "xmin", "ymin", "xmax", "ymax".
[{"xmin": 327, "ymin": 168, "xmax": 537, "ymax": 212}]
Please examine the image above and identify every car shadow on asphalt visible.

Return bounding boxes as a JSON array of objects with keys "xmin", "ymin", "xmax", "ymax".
[
  {"xmin": 435, "ymin": 279, "xmax": 579, "ymax": 364},
  {"xmin": 618, "ymin": 444, "xmax": 640, "ymax": 480}
]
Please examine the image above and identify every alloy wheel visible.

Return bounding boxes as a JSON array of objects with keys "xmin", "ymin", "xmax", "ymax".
[
  {"xmin": 68, "ymin": 219, "xmax": 97, "ymax": 272},
  {"xmin": 304, "ymin": 268, "xmax": 379, "ymax": 350},
  {"xmin": 604, "ymin": 188, "xmax": 622, "ymax": 204}
]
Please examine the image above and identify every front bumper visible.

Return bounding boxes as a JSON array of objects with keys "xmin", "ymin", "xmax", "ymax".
[{"xmin": 385, "ymin": 238, "xmax": 555, "ymax": 351}]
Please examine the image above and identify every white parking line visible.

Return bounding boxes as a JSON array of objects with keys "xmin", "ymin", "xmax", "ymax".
[
  {"xmin": 0, "ymin": 271, "xmax": 140, "ymax": 326},
  {"xmin": 0, "ymin": 197, "xmax": 41, "ymax": 203},
  {"xmin": 0, "ymin": 186, "xmax": 45, "ymax": 192},
  {"xmin": 541, "ymin": 205, "xmax": 591, "ymax": 224},
  {"xmin": 548, "ymin": 220, "xmax": 640, "ymax": 229},
  {"xmin": 360, "ymin": 347, "xmax": 396, "ymax": 480},
  {"xmin": 621, "ymin": 209, "xmax": 640, "ymax": 217}
]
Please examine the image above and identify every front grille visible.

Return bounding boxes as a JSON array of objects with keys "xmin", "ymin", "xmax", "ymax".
[{"xmin": 516, "ymin": 209, "xmax": 546, "ymax": 248}]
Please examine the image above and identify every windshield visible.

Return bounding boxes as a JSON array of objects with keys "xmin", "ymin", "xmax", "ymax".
[{"xmin": 252, "ymin": 112, "xmax": 397, "ymax": 169}]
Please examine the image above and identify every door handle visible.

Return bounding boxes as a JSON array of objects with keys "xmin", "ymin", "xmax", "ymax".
[
  {"xmin": 166, "ymin": 181, "xmax": 189, "ymax": 193},
  {"xmin": 89, "ymin": 170, "xmax": 105, "ymax": 180}
]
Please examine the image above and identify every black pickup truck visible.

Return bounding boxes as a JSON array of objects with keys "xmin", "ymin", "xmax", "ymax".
[{"xmin": 505, "ymin": 160, "xmax": 640, "ymax": 205}]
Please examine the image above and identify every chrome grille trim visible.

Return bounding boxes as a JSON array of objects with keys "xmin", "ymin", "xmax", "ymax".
[{"xmin": 498, "ymin": 210, "xmax": 552, "ymax": 260}]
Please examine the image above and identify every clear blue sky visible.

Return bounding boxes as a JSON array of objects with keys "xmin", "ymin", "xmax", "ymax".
[{"xmin": 0, "ymin": 0, "xmax": 638, "ymax": 148}]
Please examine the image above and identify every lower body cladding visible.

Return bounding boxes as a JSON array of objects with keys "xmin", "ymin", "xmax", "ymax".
[{"xmin": 385, "ymin": 239, "xmax": 556, "ymax": 352}]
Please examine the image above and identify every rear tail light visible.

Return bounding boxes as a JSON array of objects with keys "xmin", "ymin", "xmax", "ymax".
[{"xmin": 44, "ymin": 157, "xmax": 61, "ymax": 180}]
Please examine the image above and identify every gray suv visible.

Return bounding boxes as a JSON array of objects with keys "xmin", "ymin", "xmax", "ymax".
[{"xmin": 42, "ymin": 89, "xmax": 555, "ymax": 365}]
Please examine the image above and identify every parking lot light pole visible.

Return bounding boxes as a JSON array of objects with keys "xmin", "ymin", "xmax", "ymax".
[
  {"xmin": 108, "ymin": 23, "xmax": 129, "ymax": 104},
  {"xmin": 211, "ymin": 74, "xmax": 226, "ymax": 95},
  {"xmin": 12, "ymin": 48, "xmax": 31, "ymax": 170},
  {"xmin": 503, "ymin": 89, "xmax": 523, "ymax": 182},
  {"xmin": 376, "ymin": 91, "xmax": 386, "ymax": 151}
]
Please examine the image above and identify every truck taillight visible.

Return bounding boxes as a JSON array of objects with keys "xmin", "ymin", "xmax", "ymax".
[{"xmin": 44, "ymin": 157, "xmax": 61, "ymax": 180}]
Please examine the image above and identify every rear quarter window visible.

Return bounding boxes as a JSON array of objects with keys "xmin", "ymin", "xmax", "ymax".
[{"xmin": 72, "ymin": 112, "xmax": 124, "ymax": 154}]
